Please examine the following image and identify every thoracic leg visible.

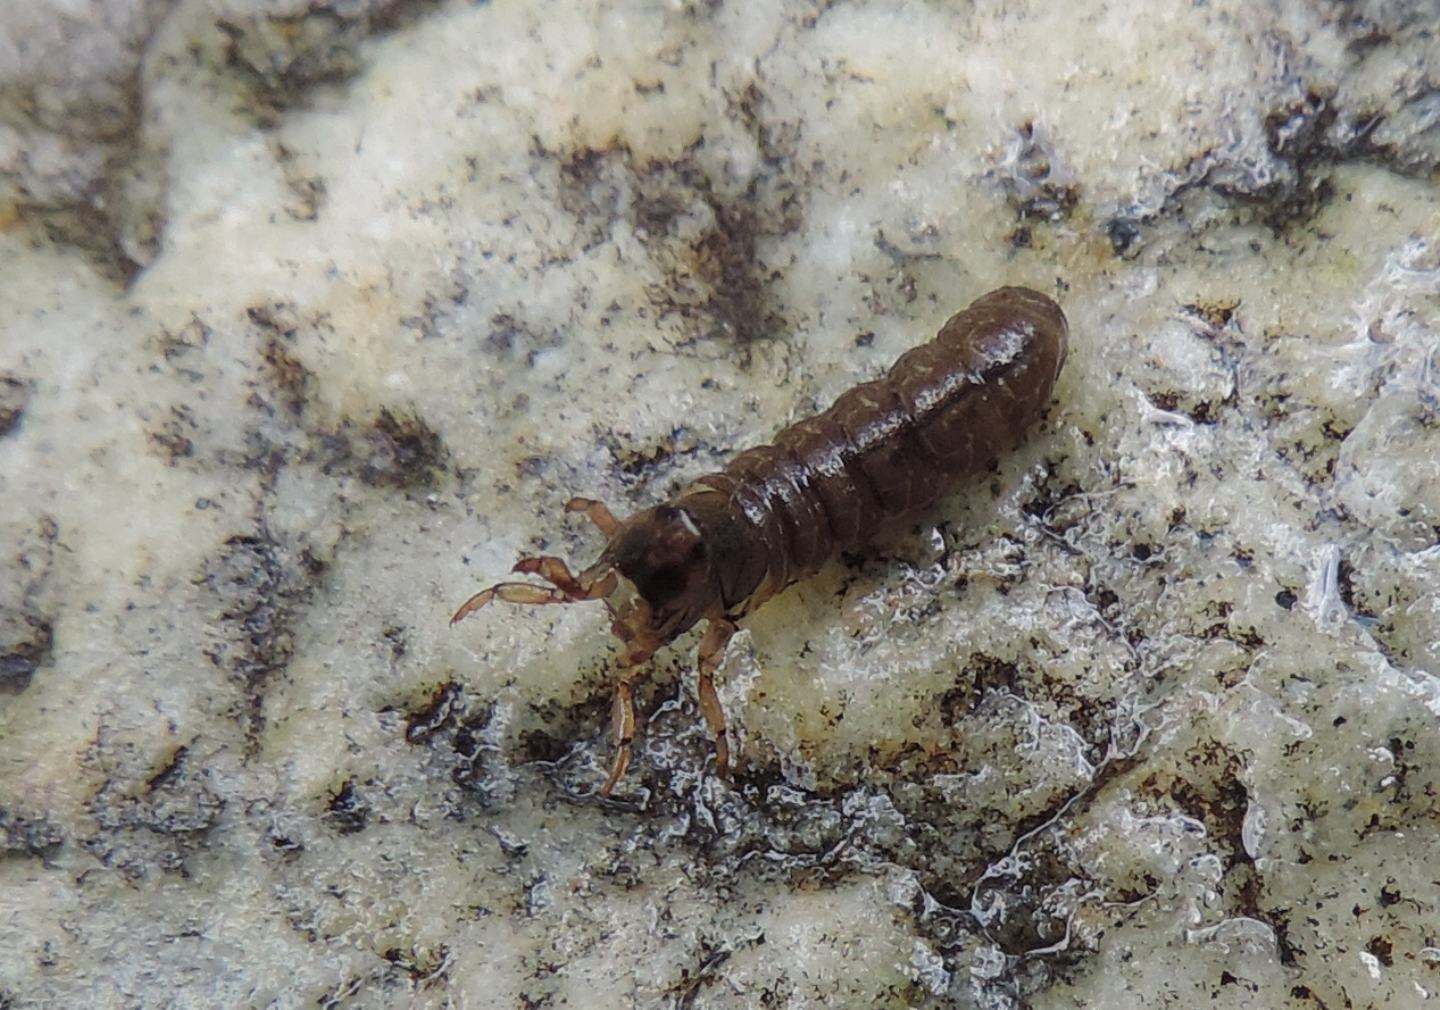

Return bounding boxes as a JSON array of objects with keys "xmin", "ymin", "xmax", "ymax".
[
  {"xmin": 566, "ymin": 497, "xmax": 621, "ymax": 537},
  {"xmin": 450, "ymin": 552, "xmax": 614, "ymax": 626},
  {"xmin": 449, "ymin": 582, "xmax": 572, "ymax": 625},
  {"xmin": 696, "ymin": 618, "xmax": 737, "ymax": 777},
  {"xmin": 599, "ymin": 676, "xmax": 637, "ymax": 797},
  {"xmin": 512, "ymin": 554, "xmax": 586, "ymax": 595}
]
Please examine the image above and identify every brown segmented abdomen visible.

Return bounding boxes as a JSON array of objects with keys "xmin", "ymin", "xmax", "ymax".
[
  {"xmin": 449, "ymin": 285, "xmax": 1070, "ymax": 793},
  {"xmin": 682, "ymin": 286, "xmax": 1068, "ymax": 614}
]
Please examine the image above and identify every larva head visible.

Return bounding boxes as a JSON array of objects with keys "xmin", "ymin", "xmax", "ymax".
[{"xmin": 596, "ymin": 504, "xmax": 714, "ymax": 652}]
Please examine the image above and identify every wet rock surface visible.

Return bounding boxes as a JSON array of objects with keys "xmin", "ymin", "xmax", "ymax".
[{"xmin": 2, "ymin": 1, "xmax": 1438, "ymax": 1007}]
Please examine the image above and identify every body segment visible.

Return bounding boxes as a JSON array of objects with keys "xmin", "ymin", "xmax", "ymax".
[{"xmin": 452, "ymin": 286, "xmax": 1069, "ymax": 793}]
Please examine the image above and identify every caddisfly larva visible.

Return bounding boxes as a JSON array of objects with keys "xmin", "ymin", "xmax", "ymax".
[{"xmin": 452, "ymin": 286, "xmax": 1069, "ymax": 794}]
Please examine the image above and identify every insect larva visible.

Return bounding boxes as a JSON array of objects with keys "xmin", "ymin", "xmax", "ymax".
[{"xmin": 453, "ymin": 286, "xmax": 1069, "ymax": 794}]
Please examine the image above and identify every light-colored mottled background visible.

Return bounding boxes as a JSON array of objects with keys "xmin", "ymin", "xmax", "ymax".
[{"xmin": 3, "ymin": 1, "xmax": 1439, "ymax": 1007}]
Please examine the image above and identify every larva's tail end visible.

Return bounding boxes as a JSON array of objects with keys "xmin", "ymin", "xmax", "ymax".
[
  {"xmin": 977, "ymin": 286, "xmax": 1070, "ymax": 377},
  {"xmin": 978, "ymin": 286, "xmax": 1067, "ymax": 333}
]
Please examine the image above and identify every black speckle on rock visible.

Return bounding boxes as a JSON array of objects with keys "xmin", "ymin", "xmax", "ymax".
[
  {"xmin": 146, "ymin": 405, "xmax": 199, "ymax": 465},
  {"xmin": 1366, "ymin": 934, "xmax": 1394, "ymax": 967},
  {"xmin": 317, "ymin": 408, "xmax": 449, "ymax": 491},
  {"xmin": 136, "ymin": 749, "xmax": 225, "ymax": 836},
  {"xmin": 0, "ymin": 614, "xmax": 53, "ymax": 694},
  {"xmin": 145, "ymin": 745, "xmax": 192, "ymax": 794},
  {"xmin": 484, "ymin": 313, "xmax": 523, "ymax": 354},
  {"xmin": 272, "ymin": 141, "xmax": 329, "ymax": 221},
  {"xmin": 515, "ymin": 454, "xmax": 547, "ymax": 480},
  {"xmin": 359, "ymin": 409, "xmax": 447, "ymax": 489},
  {"xmin": 84, "ymin": 744, "xmax": 227, "ymax": 879},
  {"xmin": 1336, "ymin": 554, "xmax": 1370, "ymax": 617},
  {"xmin": 667, "ymin": 174, "xmax": 788, "ymax": 354},
  {"xmin": 0, "ymin": 517, "xmax": 59, "ymax": 694},
  {"xmin": 0, "ymin": 374, "xmax": 30, "ymax": 437},
  {"xmin": 598, "ymin": 425, "xmax": 700, "ymax": 481},
  {"xmin": 250, "ymin": 306, "xmax": 314, "ymax": 418},
  {"xmin": 0, "ymin": 807, "xmax": 65, "ymax": 859},
  {"xmin": 1140, "ymin": 383, "xmax": 1221, "ymax": 420},
  {"xmin": 1106, "ymin": 216, "xmax": 1142, "ymax": 257},
  {"xmin": 1017, "ymin": 186, "xmax": 1079, "ymax": 223},
  {"xmin": 247, "ymin": 302, "xmax": 302, "ymax": 339},
  {"xmin": 269, "ymin": 830, "xmax": 304, "ymax": 859},
  {"xmin": 998, "ymin": 121, "xmax": 1081, "ymax": 227},
  {"xmin": 515, "ymin": 728, "xmax": 568, "ymax": 765},
  {"xmin": 200, "ymin": 523, "xmax": 324, "ymax": 742},
  {"xmin": 1275, "ymin": 588, "xmax": 1298, "ymax": 610},
  {"xmin": 382, "ymin": 624, "xmax": 406, "ymax": 661},
  {"xmin": 325, "ymin": 780, "xmax": 370, "ymax": 835},
  {"xmin": 20, "ymin": 201, "xmax": 149, "ymax": 288},
  {"xmin": 217, "ymin": 0, "xmax": 447, "ymax": 117},
  {"xmin": 1181, "ymin": 299, "xmax": 1241, "ymax": 330},
  {"xmin": 544, "ymin": 131, "xmax": 799, "ymax": 364},
  {"xmin": 405, "ymin": 681, "xmax": 465, "ymax": 744}
]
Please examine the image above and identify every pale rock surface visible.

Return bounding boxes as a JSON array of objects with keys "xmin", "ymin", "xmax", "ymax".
[{"xmin": 2, "ymin": 1, "xmax": 1439, "ymax": 1008}]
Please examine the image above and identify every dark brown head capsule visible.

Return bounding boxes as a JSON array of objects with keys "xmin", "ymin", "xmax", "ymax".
[
  {"xmin": 597, "ymin": 504, "xmax": 714, "ymax": 647},
  {"xmin": 452, "ymin": 286, "xmax": 1069, "ymax": 794}
]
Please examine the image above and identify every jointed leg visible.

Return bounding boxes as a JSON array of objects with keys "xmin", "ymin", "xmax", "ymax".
[
  {"xmin": 599, "ymin": 675, "xmax": 638, "ymax": 797},
  {"xmin": 565, "ymin": 497, "xmax": 621, "ymax": 537},
  {"xmin": 449, "ymin": 582, "xmax": 572, "ymax": 625},
  {"xmin": 451, "ymin": 555, "xmax": 613, "ymax": 625},
  {"xmin": 512, "ymin": 554, "xmax": 587, "ymax": 595},
  {"xmin": 696, "ymin": 618, "xmax": 737, "ymax": 777}
]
